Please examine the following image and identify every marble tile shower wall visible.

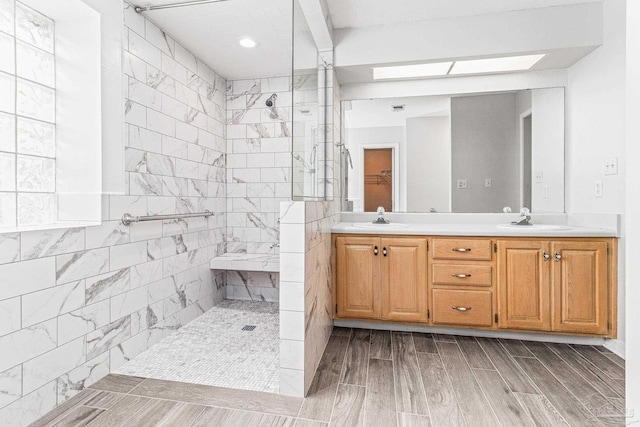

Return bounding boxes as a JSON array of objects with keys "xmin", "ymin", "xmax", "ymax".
[
  {"xmin": 224, "ymin": 78, "xmax": 292, "ymax": 302},
  {"xmin": 0, "ymin": 5, "xmax": 226, "ymax": 426}
]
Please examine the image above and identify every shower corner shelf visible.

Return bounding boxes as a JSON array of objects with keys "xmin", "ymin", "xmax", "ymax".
[{"xmin": 209, "ymin": 253, "xmax": 280, "ymax": 273}]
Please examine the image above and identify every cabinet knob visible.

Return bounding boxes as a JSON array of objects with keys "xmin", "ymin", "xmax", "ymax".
[
  {"xmin": 452, "ymin": 306, "xmax": 472, "ymax": 312},
  {"xmin": 555, "ymin": 251, "xmax": 562, "ymax": 262},
  {"xmin": 383, "ymin": 247, "xmax": 387, "ymax": 257},
  {"xmin": 452, "ymin": 273, "xmax": 472, "ymax": 278},
  {"xmin": 374, "ymin": 246, "xmax": 378, "ymax": 256},
  {"xmin": 543, "ymin": 251, "xmax": 550, "ymax": 261},
  {"xmin": 451, "ymin": 247, "xmax": 472, "ymax": 252}
]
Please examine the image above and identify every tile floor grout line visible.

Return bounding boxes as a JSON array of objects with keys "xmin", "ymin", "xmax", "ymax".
[
  {"xmin": 326, "ymin": 328, "xmax": 353, "ymax": 425},
  {"xmin": 433, "ymin": 338, "xmax": 470, "ymax": 427},
  {"xmin": 410, "ymin": 331, "xmax": 434, "ymax": 426},
  {"xmin": 452, "ymin": 336, "xmax": 504, "ymax": 426},
  {"xmin": 522, "ymin": 341, "xmax": 610, "ymax": 420},
  {"xmin": 390, "ymin": 331, "xmax": 400, "ymax": 427},
  {"xmin": 544, "ymin": 342, "xmax": 623, "ymax": 399}
]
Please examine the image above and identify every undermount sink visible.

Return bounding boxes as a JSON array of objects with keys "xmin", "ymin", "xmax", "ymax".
[
  {"xmin": 352, "ymin": 222, "xmax": 410, "ymax": 229},
  {"xmin": 496, "ymin": 224, "xmax": 571, "ymax": 231}
]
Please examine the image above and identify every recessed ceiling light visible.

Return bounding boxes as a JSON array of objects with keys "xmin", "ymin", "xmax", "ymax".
[
  {"xmin": 238, "ymin": 37, "xmax": 257, "ymax": 48},
  {"xmin": 449, "ymin": 54, "xmax": 545, "ymax": 75},
  {"xmin": 373, "ymin": 62, "xmax": 453, "ymax": 80}
]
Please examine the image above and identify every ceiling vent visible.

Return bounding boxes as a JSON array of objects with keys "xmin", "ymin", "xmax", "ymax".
[{"xmin": 391, "ymin": 105, "xmax": 405, "ymax": 112}]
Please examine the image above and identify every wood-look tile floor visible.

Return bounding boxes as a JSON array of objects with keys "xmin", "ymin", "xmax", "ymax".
[{"xmin": 29, "ymin": 328, "xmax": 626, "ymax": 427}]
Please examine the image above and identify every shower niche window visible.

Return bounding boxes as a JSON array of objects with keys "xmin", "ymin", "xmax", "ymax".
[{"xmin": 0, "ymin": 0, "xmax": 103, "ymax": 230}]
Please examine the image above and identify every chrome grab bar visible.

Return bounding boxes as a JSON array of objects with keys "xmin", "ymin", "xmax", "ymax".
[{"xmin": 121, "ymin": 211, "xmax": 213, "ymax": 226}]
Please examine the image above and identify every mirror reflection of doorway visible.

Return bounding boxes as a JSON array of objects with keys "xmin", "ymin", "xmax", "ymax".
[{"xmin": 364, "ymin": 148, "xmax": 393, "ymax": 212}]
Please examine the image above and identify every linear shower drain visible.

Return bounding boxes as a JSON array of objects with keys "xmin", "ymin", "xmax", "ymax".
[{"xmin": 241, "ymin": 325, "xmax": 256, "ymax": 331}]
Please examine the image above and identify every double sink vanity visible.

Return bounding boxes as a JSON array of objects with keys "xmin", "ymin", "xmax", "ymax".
[{"xmin": 331, "ymin": 213, "xmax": 618, "ymax": 338}]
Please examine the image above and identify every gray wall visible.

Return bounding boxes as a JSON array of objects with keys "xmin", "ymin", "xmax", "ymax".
[{"xmin": 451, "ymin": 93, "xmax": 519, "ymax": 212}]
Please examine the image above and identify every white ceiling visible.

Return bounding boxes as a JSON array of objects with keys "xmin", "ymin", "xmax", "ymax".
[
  {"xmin": 138, "ymin": 0, "xmax": 292, "ymax": 80},
  {"xmin": 136, "ymin": 0, "xmax": 600, "ymax": 81},
  {"xmin": 325, "ymin": 0, "xmax": 601, "ymax": 29}
]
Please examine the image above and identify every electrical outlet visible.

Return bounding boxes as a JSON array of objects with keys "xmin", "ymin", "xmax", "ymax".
[
  {"xmin": 543, "ymin": 185, "xmax": 549, "ymax": 199},
  {"xmin": 595, "ymin": 180, "xmax": 603, "ymax": 198},
  {"xmin": 457, "ymin": 179, "xmax": 468, "ymax": 189},
  {"xmin": 604, "ymin": 157, "xmax": 618, "ymax": 175},
  {"xmin": 535, "ymin": 171, "xmax": 543, "ymax": 183},
  {"xmin": 484, "ymin": 178, "xmax": 492, "ymax": 188}
]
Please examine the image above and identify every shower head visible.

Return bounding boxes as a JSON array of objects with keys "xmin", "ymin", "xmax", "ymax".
[{"xmin": 265, "ymin": 93, "xmax": 277, "ymax": 107}]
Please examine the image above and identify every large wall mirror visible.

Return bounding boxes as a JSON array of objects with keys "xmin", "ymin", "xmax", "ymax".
[{"xmin": 342, "ymin": 88, "xmax": 565, "ymax": 213}]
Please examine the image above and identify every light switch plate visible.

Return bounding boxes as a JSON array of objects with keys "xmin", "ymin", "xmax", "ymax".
[
  {"xmin": 484, "ymin": 178, "xmax": 492, "ymax": 188},
  {"xmin": 535, "ymin": 171, "xmax": 543, "ymax": 183}
]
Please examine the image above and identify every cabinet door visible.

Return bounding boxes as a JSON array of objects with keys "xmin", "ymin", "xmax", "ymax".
[
  {"xmin": 497, "ymin": 240, "xmax": 550, "ymax": 330},
  {"xmin": 551, "ymin": 241, "xmax": 608, "ymax": 334},
  {"xmin": 381, "ymin": 237, "xmax": 428, "ymax": 322},
  {"xmin": 336, "ymin": 236, "xmax": 381, "ymax": 319}
]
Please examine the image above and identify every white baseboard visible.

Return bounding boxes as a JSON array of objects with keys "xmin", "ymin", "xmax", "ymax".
[
  {"xmin": 603, "ymin": 338, "xmax": 626, "ymax": 359},
  {"xmin": 333, "ymin": 320, "xmax": 608, "ymax": 346}
]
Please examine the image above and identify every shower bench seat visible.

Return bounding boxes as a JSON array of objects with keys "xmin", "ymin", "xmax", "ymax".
[{"xmin": 209, "ymin": 253, "xmax": 279, "ymax": 272}]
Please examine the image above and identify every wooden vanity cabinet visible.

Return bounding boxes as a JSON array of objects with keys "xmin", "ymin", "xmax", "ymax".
[
  {"xmin": 430, "ymin": 238, "xmax": 495, "ymax": 328},
  {"xmin": 497, "ymin": 239, "xmax": 613, "ymax": 335},
  {"xmin": 335, "ymin": 236, "xmax": 381, "ymax": 319},
  {"xmin": 335, "ymin": 236, "xmax": 428, "ymax": 323},
  {"xmin": 334, "ymin": 233, "xmax": 616, "ymax": 338},
  {"xmin": 497, "ymin": 240, "xmax": 551, "ymax": 331},
  {"xmin": 551, "ymin": 241, "xmax": 609, "ymax": 334}
]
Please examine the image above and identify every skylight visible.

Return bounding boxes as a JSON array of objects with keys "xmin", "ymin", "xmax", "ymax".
[
  {"xmin": 373, "ymin": 62, "xmax": 453, "ymax": 80},
  {"xmin": 372, "ymin": 54, "xmax": 546, "ymax": 80},
  {"xmin": 449, "ymin": 54, "xmax": 546, "ymax": 75}
]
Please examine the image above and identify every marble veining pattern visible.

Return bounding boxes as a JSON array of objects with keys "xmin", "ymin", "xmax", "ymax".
[
  {"xmin": 226, "ymin": 77, "xmax": 291, "ymax": 255},
  {"xmin": 115, "ymin": 300, "xmax": 279, "ymax": 394},
  {"xmin": 0, "ymin": 5, "xmax": 227, "ymax": 426}
]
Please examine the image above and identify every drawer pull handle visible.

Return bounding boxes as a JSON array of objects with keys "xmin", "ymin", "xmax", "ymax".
[
  {"xmin": 452, "ymin": 306, "xmax": 472, "ymax": 311},
  {"xmin": 451, "ymin": 248, "xmax": 472, "ymax": 252},
  {"xmin": 452, "ymin": 273, "xmax": 472, "ymax": 278}
]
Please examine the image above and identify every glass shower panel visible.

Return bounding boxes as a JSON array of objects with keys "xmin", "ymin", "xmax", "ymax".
[{"xmin": 292, "ymin": 0, "xmax": 326, "ymax": 200}]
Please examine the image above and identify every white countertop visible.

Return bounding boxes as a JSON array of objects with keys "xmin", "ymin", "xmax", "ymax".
[
  {"xmin": 331, "ymin": 222, "xmax": 617, "ymax": 237},
  {"xmin": 209, "ymin": 253, "xmax": 279, "ymax": 272}
]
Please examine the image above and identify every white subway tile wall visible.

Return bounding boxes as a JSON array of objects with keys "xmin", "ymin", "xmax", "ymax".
[
  {"xmin": 0, "ymin": 0, "xmax": 57, "ymax": 227},
  {"xmin": 0, "ymin": 4, "xmax": 227, "ymax": 426}
]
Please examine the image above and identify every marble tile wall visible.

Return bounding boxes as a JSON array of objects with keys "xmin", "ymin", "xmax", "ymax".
[
  {"xmin": 279, "ymin": 68, "xmax": 342, "ymax": 397},
  {"xmin": 223, "ymin": 77, "xmax": 293, "ymax": 303},
  {"xmin": 226, "ymin": 77, "xmax": 292, "ymax": 255},
  {"xmin": 0, "ymin": 5, "xmax": 227, "ymax": 426}
]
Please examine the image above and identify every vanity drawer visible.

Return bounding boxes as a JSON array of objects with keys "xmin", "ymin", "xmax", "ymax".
[
  {"xmin": 432, "ymin": 238, "xmax": 492, "ymax": 261},
  {"xmin": 432, "ymin": 289, "xmax": 493, "ymax": 327},
  {"xmin": 432, "ymin": 264, "xmax": 492, "ymax": 287}
]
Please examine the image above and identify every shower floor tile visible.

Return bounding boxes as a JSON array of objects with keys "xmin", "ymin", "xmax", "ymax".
[{"xmin": 115, "ymin": 300, "xmax": 279, "ymax": 394}]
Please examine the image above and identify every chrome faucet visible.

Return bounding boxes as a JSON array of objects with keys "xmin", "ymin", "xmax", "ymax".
[
  {"xmin": 511, "ymin": 207, "xmax": 532, "ymax": 226},
  {"xmin": 372, "ymin": 206, "xmax": 390, "ymax": 224}
]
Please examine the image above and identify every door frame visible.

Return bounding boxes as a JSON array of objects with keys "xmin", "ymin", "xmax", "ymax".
[
  {"xmin": 519, "ymin": 108, "xmax": 533, "ymax": 209},
  {"xmin": 360, "ymin": 144, "xmax": 400, "ymax": 212}
]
